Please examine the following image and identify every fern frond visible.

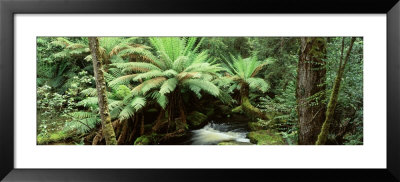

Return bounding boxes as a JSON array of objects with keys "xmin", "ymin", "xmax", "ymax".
[
  {"xmin": 163, "ymin": 69, "xmax": 178, "ymax": 77},
  {"xmin": 112, "ymin": 62, "xmax": 161, "ymax": 73},
  {"xmin": 132, "ymin": 77, "xmax": 166, "ymax": 95},
  {"xmin": 108, "ymin": 74, "xmax": 137, "ymax": 87},
  {"xmin": 159, "ymin": 77, "xmax": 178, "ymax": 95},
  {"xmin": 119, "ymin": 105, "xmax": 135, "ymax": 120},
  {"xmin": 183, "ymin": 79, "xmax": 220, "ymax": 97},
  {"xmin": 80, "ymin": 88, "xmax": 98, "ymax": 97},
  {"xmin": 133, "ymin": 70, "xmax": 164, "ymax": 82},
  {"xmin": 172, "ymin": 56, "xmax": 189, "ymax": 72},
  {"xmin": 130, "ymin": 96, "xmax": 146, "ymax": 111},
  {"xmin": 77, "ymin": 97, "xmax": 98, "ymax": 107},
  {"xmin": 69, "ymin": 111, "xmax": 96, "ymax": 119},
  {"xmin": 247, "ymin": 77, "xmax": 269, "ymax": 93}
]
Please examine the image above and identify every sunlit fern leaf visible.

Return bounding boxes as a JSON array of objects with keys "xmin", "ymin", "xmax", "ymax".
[
  {"xmin": 172, "ymin": 56, "xmax": 189, "ymax": 72},
  {"xmin": 156, "ymin": 93, "xmax": 168, "ymax": 109},
  {"xmin": 183, "ymin": 79, "xmax": 220, "ymax": 97},
  {"xmin": 110, "ymin": 55, "xmax": 125, "ymax": 64},
  {"xmin": 212, "ymin": 76, "xmax": 234, "ymax": 88},
  {"xmin": 84, "ymin": 55, "xmax": 92, "ymax": 62},
  {"xmin": 182, "ymin": 37, "xmax": 197, "ymax": 56},
  {"xmin": 117, "ymin": 47, "xmax": 162, "ymax": 68},
  {"xmin": 130, "ymin": 96, "xmax": 146, "ymax": 111},
  {"xmin": 112, "ymin": 62, "xmax": 162, "ymax": 73},
  {"xmin": 66, "ymin": 43, "xmax": 86, "ymax": 50},
  {"xmin": 65, "ymin": 111, "xmax": 100, "ymax": 134},
  {"xmin": 108, "ymin": 74, "xmax": 137, "ymax": 87},
  {"xmin": 69, "ymin": 111, "xmax": 96, "ymax": 119},
  {"xmin": 163, "ymin": 69, "xmax": 178, "ymax": 77},
  {"xmin": 108, "ymin": 99, "xmax": 124, "ymax": 111},
  {"xmin": 110, "ymin": 105, "xmax": 123, "ymax": 120},
  {"xmin": 80, "ymin": 88, "xmax": 98, "ymax": 97},
  {"xmin": 140, "ymin": 77, "xmax": 166, "ymax": 94},
  {"xmin": 247, "ymin": 77, "xmax": 269, "ymax": 93},
  {"xmin": 119, "ymin": 105, "xmax": 135, "ymax": 120},
  {"xmin": 159, "ymin": 77, "xmax": 178, "ymax": 95},
  {"xmin": 188, "ymin": 85, "xmax": 202, "ymax": 99},
  {"xmin": 184, "ymin": 63, "xmax": 222, "ymax": 73},
  {"xmin": 176, "ymin": 72, "xmax": 201, "ymax": 81},
  {"xmin": 192, "ymin": 37, "xmax": 204, "ymax": 54},
  {"xmin": 133, "ymin": 70, "xmax": 164, "ymax": 82},
  {"xmin": 191, "ymin": 51, "xmax": 209, "ymax": 65},
  {"xmin": 50, "ymin": 37, "xmax": 72, "ymax": 48},
  {"xmin": 250, "ymin": 58, "xmax": 272, "ymax": 77},
  {"xmin": 158, "ymin": 50, "xmax": 174, "ymax": 69},
  {"xmin": 104, "ymin": 72, "xmax": 116, "ymax": 83},
  {"xmin": 132, "ymin": 77, "xmax": 166, "ymax": 95},
  {"xmin": 77, "ymin": 97, "xmax": 98, "ymax": 107},
  {"xmin": 107, "ymin": 67, "xmax": 123, "ymax": 79}
]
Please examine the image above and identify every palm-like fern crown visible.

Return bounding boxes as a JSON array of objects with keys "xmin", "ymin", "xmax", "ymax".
[
  {"xmin": 223, "ymin": 55, "xmax": 270, "ymax": 93},
  {"xmin": 110, "ymin": 37, "xmax": 223, "ymax": 113}
]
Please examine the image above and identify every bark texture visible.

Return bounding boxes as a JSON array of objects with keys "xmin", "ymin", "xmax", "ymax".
[
  {"xmin": 296, "ymin": 37, "xmax": 327, "ymax": 145},
  {"xmin": 316, "ymin": 37, "xmax": 356, "ymax": 145},
  {"xmin": 89, "ymin": 37, "xmax": 118, "ymax": 145}
]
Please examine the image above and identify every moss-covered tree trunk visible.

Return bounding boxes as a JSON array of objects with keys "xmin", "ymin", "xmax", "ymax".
[
  {"xmin": 240, "ymin": 83, "xmax": 268, "ymax": 120},
  {"xmin": 296, "ymin": 38, "xmax": 327, "ymax": 145},
  {"xmin": 88, "ymin": 37, "xmax": 117, "ymax": 145},
  {"xmin": 316, "ymin": 37, "xmax": 356, "ymax": 145}
]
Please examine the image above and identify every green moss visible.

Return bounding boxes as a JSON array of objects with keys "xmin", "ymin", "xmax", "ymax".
[
  {"xmin": 241, "ymin": 96, "xmax": 268, "ymax": 120},
  {"xmin": 37, "ymin": 131, "xmax": 71, "ymax": 145},
  {"xmin": 134, "ymin": 135, "xmax": 151, "ymax": 145},
  {"xmin": 231, "ymin": 106, "xmax": 243, "ymax": 113},
  {"xmin": 114, "ymin": 85, "xmax": 131, "ymax": 99},
  {"xmin": 248, "ymin": 121, "xmax": 270, "ymax": 131},
  {"xmin": 187, "ymin": 111, "xmax": 207, "ymax": 129},
  {"xmin": 248, "ymin": 130, "xmax": 286, "ymax": 145},
  {"xmin": 218, "ymin": 141, "xmax": 252, "ymax": 145}
]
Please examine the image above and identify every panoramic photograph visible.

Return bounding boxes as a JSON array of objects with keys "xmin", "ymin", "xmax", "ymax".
[{"xmin": 36, "ymin": 37, "xmax": 363, "ymax": 145}]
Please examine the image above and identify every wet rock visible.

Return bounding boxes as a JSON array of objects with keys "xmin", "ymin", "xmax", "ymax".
[
  {"xmin": 218, "ymin": 141, "xmax": 253, "ymax": 145},
  {"xmin": 187, "ymin": 111, "xmax": 208, "ymax": 130},
  {"xmin": 247, "ymin": 130, "xmax": 286, "ymax": 145}
]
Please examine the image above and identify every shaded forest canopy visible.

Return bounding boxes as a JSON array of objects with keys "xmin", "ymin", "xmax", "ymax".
[{"xmin": 36, "ymin": 37, "xmax": 363, "ymax": 145}]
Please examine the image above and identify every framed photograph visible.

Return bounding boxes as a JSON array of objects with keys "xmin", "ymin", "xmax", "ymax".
[{"xmin": 1, "ymin": 0, "xmax": 399, "ymax": 181}]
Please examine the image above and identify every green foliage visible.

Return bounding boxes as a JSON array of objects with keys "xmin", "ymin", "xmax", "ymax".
[
  {"xmin": 110, "ymin": 37, "xmax": 225, "ymax": 114},
  {"xmin": 37, "ymin": 36, "xmax": 363, "ymax": 145}
]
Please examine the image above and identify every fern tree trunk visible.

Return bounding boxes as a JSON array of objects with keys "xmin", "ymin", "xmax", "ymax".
[
  {"xmin": 240, "ymin": 83, "xmax": 268, "ymax": 120},
  {"xmin": 316, "ymin": 37, "xmax": 356, "ymax": 145},
  {"xmin": 88, "ymin": 37, "xmax": 117, "ymax": 145},
  {"xmin": 296, "ymin": 38, "xmax": 327, "ymax": 145}
]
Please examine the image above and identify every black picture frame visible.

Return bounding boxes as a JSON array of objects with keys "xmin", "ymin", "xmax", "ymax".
[{"xmin": 1, "ymin": 0, "xmax": 399, "ymax": 181}]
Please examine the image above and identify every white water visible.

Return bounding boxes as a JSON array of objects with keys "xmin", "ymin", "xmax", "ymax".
[{"xmin": 190, "ymin": 122, "xmax": 251, "ymax": 145}]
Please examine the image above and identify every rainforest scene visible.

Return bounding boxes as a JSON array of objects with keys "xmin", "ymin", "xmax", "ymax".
[{"xmin": 36, "ymin": 37, "xmax": 363, "ymax": 145}]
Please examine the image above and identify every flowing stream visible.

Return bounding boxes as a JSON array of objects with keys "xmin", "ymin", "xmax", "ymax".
[{"xmin": 170, "ymin": 120, "xmax": 252, "ymax": 145}]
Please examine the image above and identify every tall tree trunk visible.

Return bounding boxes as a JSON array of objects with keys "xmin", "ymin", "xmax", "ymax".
[
  {"xmin": 88, "ymin": 37, "xmax": 117, "ymax": 145},
  {"xmin": 240, "ymin": 83, "xmax": 268, "ymax": 120},
  {"xmin": 296, "ymin": 37, "xmax": 327, "ymax": 145},
  {"xmin": 316, "ymin": 37, "xmax": 356, "ymax": 145}
]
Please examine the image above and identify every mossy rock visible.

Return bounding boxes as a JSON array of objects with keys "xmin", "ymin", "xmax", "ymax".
[
  {"xmin": 248, "ymin": 121, "xmax": 271, "ymax": 131},
  {"xmin": 248, "ymin": 130, "xmax": 286, "ymax": 145},
  {"xmin": 231, "ymin": 106, "xmax": 243, "ymax": 113},
  {"xmin": 218, "ymin": 141, "xmax": 253, "ymax": 145},
  {"xmin": 134, "ymin": 135, "xmax": 152, "ymax": 145},
  {"xmin": 37, "ymin": 131, "xmax": 74, "ymax": 145},
  {"xmin": 203, "ymin": 107, "xmax": 215, "ymax": 117},
  {"xmin": 187, "ymin": 111, "xmax": 208, "ymax": 130}
]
